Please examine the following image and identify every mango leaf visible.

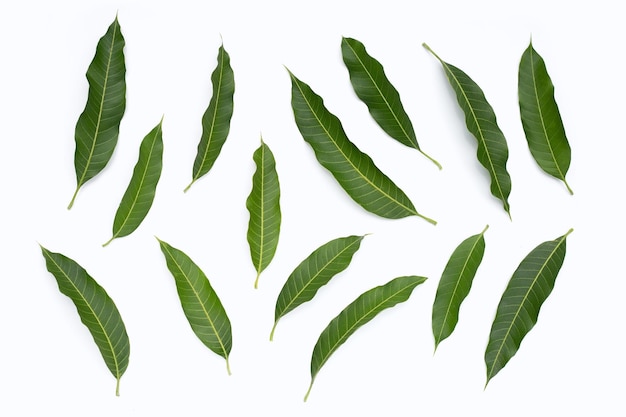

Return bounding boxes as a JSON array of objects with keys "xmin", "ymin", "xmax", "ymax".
[
  {"xmin": 423, "ymin": 43, "xmax": 512, "ymax": 218},
  {"xmin": 305, "ymin": 275, "xmax": 427, "ymax": 401},
  {"xmin": 485, "ymin": 228, "xmax": 573, "ymax": 386},
  {"xmin": 518, "ymin": 41, "xmax": 573, "ymax": 194},
  {"xmin": 103, "ymin": 118, "xmax": 164, "ymax": 246},
  {"xmin": 68, "ymin": 16, "xmax": 126, "ymax": 209},
  {"xmin": 184, "ymin": 43, "xmax": 235, "ymax": 192},
  {"xmin": 341, "ymin": 37, "xmax": 441, "ymax": 169},
  {"xmin": 156, "ymin": 238, "xmax": 232, "ymax": 374},
  {"xmin": 432, "ymin": 225, "xmax": 488, "ymax": 351},
  {"xmin": 40, "ymin": 245, "xmax": 130, "ymax": 395},
  {"xmin": 270, "ymin": 234, "xmax": 365, "ymax": 341},
  {"xmin": 246, "ymin": 137, "xmax": 281, "ymax": 289},
  {"xmin": 288, "ymin": 69, "xmax": 436, "ymax": 224}
]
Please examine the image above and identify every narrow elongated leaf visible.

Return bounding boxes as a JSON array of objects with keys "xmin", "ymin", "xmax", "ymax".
[
  {"xmin": 40, "ymin": 246, "xmax": 130, "ymax": 395},
  {"xmin": 485, "ymin": 228, "xmax": 573, "ymax": 386},
  {"xmin": 305, "ymin": 275, "xmax": 427, "ymax": 401},
  {"xmin": 156, "ymin": 238, "xmax": 232, "ymax": 374},
  {"xmin": 270, "ymin": 234, "xmax": 365, "ymax": 341},
  {"xmin": 103, "ymin": 118, "xmax": 164, "ymax": 246},
  {"xmin": 184, "ymin": 44, "xmax": 235, "ymax": 192},
  {"xmin": 246, "ymin": 137, "xmax": 281, "ymax": 289},
  {"xmin": 423, "ymin": 44, "xmax": 512, "ymax": 218},
  {"xmin": 432, "ymin": 225, "xmax": 488, "ymax": 350},
  {"xmin": 288, "ymin": 70, "xmax": 435, "ymax": 224},
  {"xmin": 518, "ymin": 41, "xmax": 573, "ymax": 194},
  {"xmin": 68, "ymin": 16, "xmax": 126, "ymax": 209},
  {"xmin": 341, "ymin": 37, "xmax": 441, "ymax": 169}
]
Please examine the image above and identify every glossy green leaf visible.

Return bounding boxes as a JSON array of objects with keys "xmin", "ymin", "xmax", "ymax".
[
  {"xmin": 341, "ymin": 37, "xmax": 441, "ymax": 169},
  {"xmin": 68, "ymin": 16, "xmax": 126, "ymax": 209},
  {"xmin": 288, "ymin": 70, "xmax": 435, "ymax": 224},
  {"xmin": 156, "ymin": 238, "xmax": 232, "ymax": 374},
  {"xmin": 246, "ymin": 137, "xmax": 281, "ymax": 289},
  {"xmin": 305, "ymin": 275, "xmax": 427, "ymax": 401},
  {"xmin": 485, "ymin": 228, "xmax": 573, "ymax": 386},
  {"xmin": 185, "ymin": 44, "xmax": 235, "ymax": 192},
  {"xmin": 518, "ymin": 41, "xmax": 573, "ymax": 194},
  {"xmin": 423, "ymin": 44, "xmax": 512, "ymax": 218},
  {"xmin": 432, "ymin": 225, "xmax": 488, "ymax": 350},
  {"xmin": 103, "ymin": 118, "xmax": 164, "ymax": 246},
  {"xmin": 40, "ymin": 246, "xmax": 130, "ymax": 395},
  {"xmin": 270, "ymin": 234, "xmax": 365, "ymax": 341}
]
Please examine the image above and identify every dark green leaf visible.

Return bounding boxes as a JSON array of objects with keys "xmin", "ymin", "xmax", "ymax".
[
  {"xmin": 68, "ymin": 16, "xmax": 126, "ymax": 209},
  {"xmin": 40, "ymin": 246, "xmax": 130, "ymax": 395},
  {"xmin": 518, "ymin": 41, "xmax": 573, "ymax": 194}
]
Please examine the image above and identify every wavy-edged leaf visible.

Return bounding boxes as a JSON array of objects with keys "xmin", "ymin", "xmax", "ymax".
[
  {"xmin": 68, "ymin": 16, "xmax": 126, "ymax": 209},
  {"xmin": 288, "ymin": 70, "xmax": 435, "ymax": 224},
  {"xmin": 40, "ymin": 245, "xmax": 130, "ymax": 395},
  {"xmin": 185, "ymin": 43, "xmax": 235, "ymax": 192},
  {"xmin": 518, "ymin": 41, "xmax": 573, "ymax": 194},
  {"xmin": 103, "ymin": 118, "xmax": 163, "ymax": 246},
  {"xmin": 423, "ymin": 43, "xmax": 512, "ymax": 218},
  {"xmin": 485, "ymin": 228, "xmax": 573, "ymax": 386},
  {"xmin": 156, "ymin": 238, "xmax": 232, "ymax": 374},
  {"xmin": 270, "ymin": 234, "xmax": 365, "ymax": 341},
  {"xmin": 432, "ymin": 225, "xmax": 488, "ymax": 350},
  {"xmin": 341, "ymin": 37, "xmax": 441, "ymax": 169},
  {"xmin": 246, "ymin": 137, "xmax": 281, "ymax": 289},
  {"xmin": 304, "ymin": 275, "xmax": 427, "ymax": 401}
]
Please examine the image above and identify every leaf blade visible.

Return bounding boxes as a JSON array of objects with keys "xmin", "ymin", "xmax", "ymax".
[
  {"xmin": 518, "ymin": 41, "xmax": 573, "ymax": 194},
  {"xmin": 271, "ymin": 234, "xmax": 365, "ymax": 340},
  {"xmin": 305, "ymin": 275, "xmax": 427, "ymax": 401},
  {"xmin": 69, "ymin": 16, "xmax": 126, "ymax": 209},
  {"xmin": 40, "ymin": 246, "xmax": 130, "ymax": 395},
  {"xmin": 288, "ymin": 70, "xmax": 435, "ymax": 224},
  {"xmin": 246, "ymin": 137, "xmax": 281, "ymax": 288},
  {"xmin": 341, "ymin": 37, "xmax": 441, "ymax": 169},
  {"xmin": 484, "ymin": 228, "xmax": 573, "ymax": 386},
  {"xmin": 104, "ymin": 118, "xmax": 164, "ymax": 246},
  {"xmin": 157, "ymin": 238, "xmax": 232, "ymax": 374}
]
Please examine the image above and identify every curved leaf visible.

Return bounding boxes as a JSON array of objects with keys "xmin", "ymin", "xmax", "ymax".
[
  {"xmin": 185, "ymin": 44, "xmax": 235, "ymax": 192},
  {"xmin": 341, "ymin": 37, "xmax": 441, "ymax": 169},
  {"xmin": 69, "ymin": 16, "xmax": 126, "ymax": 209},
  {"xmin": 485, "ymin": 228, "xmax": 573, "ymax": 386},
  {"xmin": 156, "ymin": 238, "xmax": 232, "ymax": 374},
  {"xmin": 423, "ymin": 44, "xmax": 512, "ymax": 218},
  {"xmin": 40, "ymin": 245, "xmax": 130, "ymax": 395},
  {"xmin": 518, "ymin": 41, "xmax": 573, "ymax": 194},
  {"xmin": 432, "ymin": 225, "xmax": 488, "ymax": 350},
  {"xmin": 246, "ymin": 137, "xmax": 281, "ymax": 289},
  {"xmin": 270, "ymin": 234, "xmax": 365, "ymax": 341},
  {"xmin": 288, "ymin": 70, "xmax": 435, "ymax": 224},
  {"xmin": 305, "ymin": 275, "xmax": 427, "ymax": 401},
  {"xmin": 103, "ymin": 118, "xmax": 164, "ymax": 246}
]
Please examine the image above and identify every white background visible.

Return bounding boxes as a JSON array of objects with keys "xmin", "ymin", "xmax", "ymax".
[{"xmin": 1, "ymin": 0, "xmax": 624, "ymax": 415}]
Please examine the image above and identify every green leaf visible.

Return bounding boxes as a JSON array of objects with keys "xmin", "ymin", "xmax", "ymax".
[
  {"xmin": 485, "ymin": 228, "xmax": 573, "ymax": 387},
  {"xmin": 270, "ymin": 234, "xmax": 365, "ymax": 341},
  {"xmin": 304, "ymin": 275, "xmax": 427, "ymax": 401},
  {"xmin": 156, "ymin": 238, "xmax": 232, "ymax": 374},
  {"xmin": 39, "ymin": 245, "xmax": 130, "ymax": 396},
  {"xmin": 288, "ymin": 69, "xmax": 436, "ymax": 224},
  {"xmin": 423, "ymin": 43, "xmax": 512, "ymax": 218},
  {"xmin": 246, "ymin": 137, "xmax": 281, "ymax": 289},
  {"xmin": 103, "ymin": 118, "xmax": 164, "ymax": 247},
  {"xmin": 185, "ymin": 43, "xmax": 235, "ymax": 192},
  {"xmin": 518, "ymin": 41, "xmax": 573, "ymax": 194},
  {"xmin": 432, "ymin": 225, "xmax": 488, "ymax": 350},
  {"xmin": 341, "ymin": 37, "xmax": 441, "ymax": 169},
  {"xmin": 68, "ymin": 16, "xmax": 126, "ymax": 209}
]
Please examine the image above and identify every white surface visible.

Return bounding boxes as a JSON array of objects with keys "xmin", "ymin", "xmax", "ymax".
[{"xmin": 1, "ymin": 0, "xmax": 624, "ymax": 415}]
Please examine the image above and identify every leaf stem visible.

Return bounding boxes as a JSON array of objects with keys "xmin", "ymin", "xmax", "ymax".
[
  {"xmin": 116, "ymin": 377, "xmax": 121, "ymax": 396},
  {"xmin": 226, "ymin": 357, "xmax": 232, "ymax": 376},
  {"xmin": 416, "ymin": 212, "xmax": 437, "ymax": 225},
  {"xmin": 254, "ymin": 270, "xmax": 261, "ymax": 289},
  {"xmin": 564, "ymin": 179, "xmax": 574, "ymax": 195},
  {"xmin": 67, "ymin": 187, "xmax": 80, "ymax": 210},
  {"xmin": 269, "ymin": 320, "xmax": 278, "ymax": 341},
  {"xmin": 102, "ymin": 236, "xmax": 115, "ymax": 247},
  {"xmin": 304, "ymin": 378, "xmax": 315, "ymax": 402},
  {"xmin": 419, "ymin": 150, "xmax": 442, "ymax": 170},
  {"xmin": 183, "ymin": 180, "xmax": 195, "ymax": 193}
]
